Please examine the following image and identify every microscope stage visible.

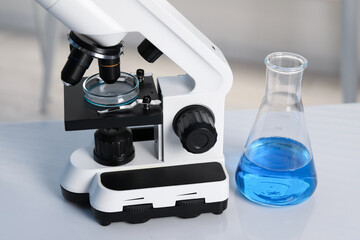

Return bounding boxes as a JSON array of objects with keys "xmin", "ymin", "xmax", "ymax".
[{"xmin": 64, "ymin": 75, "xmax": 162, "ymax": 131}]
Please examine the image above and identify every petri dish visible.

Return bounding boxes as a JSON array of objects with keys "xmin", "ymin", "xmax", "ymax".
[{"xmin": 83, "ymin": 72, "xmax": 139, "ymax": 107}]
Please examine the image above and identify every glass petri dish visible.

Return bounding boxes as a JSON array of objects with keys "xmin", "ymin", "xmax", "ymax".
[{"xmin": 83, "ymin": 72, "xmax": 139, "ymax": 107}]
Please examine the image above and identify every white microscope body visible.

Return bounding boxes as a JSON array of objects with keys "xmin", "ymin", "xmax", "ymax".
[{"xmin": 36, "ymin": 0, "xmax": 233, "ymax": 225}]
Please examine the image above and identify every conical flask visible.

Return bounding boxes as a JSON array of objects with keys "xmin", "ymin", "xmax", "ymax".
[{"xmin": 236, "ymin": 52, "xmax": 317, "ymax": 206}]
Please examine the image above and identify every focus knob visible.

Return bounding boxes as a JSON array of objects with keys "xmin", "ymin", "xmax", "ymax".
[
  {"xmin": 93, "ymin": 128, "xmax": 135, "ymax": 166},
  {"xmin": 137, "ymin": 39, "xmax": 163, "ymax": 63},
  {"xmin": 173, "ymin": 105, "xmax": 217, "ymax": 154}
]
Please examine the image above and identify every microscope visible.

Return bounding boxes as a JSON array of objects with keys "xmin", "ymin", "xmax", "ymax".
[{"xmin": 36, "ymin": 0, "xmax": 233, "ymax": 225}]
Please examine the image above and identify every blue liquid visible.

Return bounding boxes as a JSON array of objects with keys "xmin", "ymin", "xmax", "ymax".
[{"xmin": 236, "ymin": 137, "xmax": 317, "ymax": 206}]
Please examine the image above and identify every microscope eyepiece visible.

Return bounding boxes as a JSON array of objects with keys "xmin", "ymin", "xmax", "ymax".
[
  {"xmin": 61, "ymin": 47, "xmax": 93, "ymax": 86},
  {"xmin": 98, "ymin": 58, "xmax": 121, "ymax": 84}
]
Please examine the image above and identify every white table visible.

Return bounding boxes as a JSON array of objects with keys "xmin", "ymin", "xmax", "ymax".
[{"xmin": 0, "ymin": 104, "xmax": 359, "ymax": 239}]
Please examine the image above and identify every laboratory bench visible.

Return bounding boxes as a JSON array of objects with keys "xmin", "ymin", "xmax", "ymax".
[{"xmin": 0, "ymin": 103, "xmax": 359, "ymax": 239}]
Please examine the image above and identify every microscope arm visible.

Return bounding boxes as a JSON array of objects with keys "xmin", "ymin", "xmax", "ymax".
[{"xmin": 35, "ymin": 0, "xmax": 233, "ymax": 94}]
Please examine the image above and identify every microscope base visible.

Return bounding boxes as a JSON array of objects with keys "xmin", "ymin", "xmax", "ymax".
[
  {"xmin": 61, "ymin": 186, "xmax": 228, "ymax": 225},
  {"xmin": 60, "ymin": 156, "xmax": 229, "ymax": 225}
]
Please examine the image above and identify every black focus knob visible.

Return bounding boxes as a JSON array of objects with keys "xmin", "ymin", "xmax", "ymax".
[
  {"xmin": 93, "ymin": 128, "xmax": 135, "ymax": 166},
  {"xmin": 137, "ymin": 39, "xmax": 163, "ymax": 63},
  {"xmin": 173, "ymin": 105, "xmax": 217, "ymax": 154}
]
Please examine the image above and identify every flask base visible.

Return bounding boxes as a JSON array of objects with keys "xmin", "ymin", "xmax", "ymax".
[
  {"xmin": 236, "ymin": 172, "xmax": 316, "ymax": 206},
  {"xmin": 235, "ymin": 137, "xmax": 317, "ymax": 206}
]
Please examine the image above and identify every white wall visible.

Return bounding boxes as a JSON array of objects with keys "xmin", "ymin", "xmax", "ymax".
[
  {"xmin": 0, "ymin": 0, "xmax": 35, "ymax": 31},
  {"xmin": 0, "ymin": 0, "xmax": 345, "ymax": 74},
  {"xmin": 170, "ymin": 0, "xmax": 341, "ymax": 74}
]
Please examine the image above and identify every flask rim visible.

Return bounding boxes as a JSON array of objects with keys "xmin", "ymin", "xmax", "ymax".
[{"xmin": 265, "ymin": 52, "xmax": 308, "ymax": 73}]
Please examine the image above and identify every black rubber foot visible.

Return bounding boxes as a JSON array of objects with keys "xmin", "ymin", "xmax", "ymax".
[
  {"xmin": 99, "ymin": 221, "xmax": 111, "ymax": 226},
  {"xmin": 212, "ymin": 210, "xmax": 225, "ymax": 215},
  {"xmin": 61, "ymin": 186, "xmax": 90, "ymax": 205}
]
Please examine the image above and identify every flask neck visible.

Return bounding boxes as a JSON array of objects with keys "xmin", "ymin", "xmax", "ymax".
[
  {"xmin": 264, "ymin": 52, "xmax": 308, "ymax": 104},
  {"xmin": 265, "ymin": 68, "xmax": 303, "ymax": 101}
]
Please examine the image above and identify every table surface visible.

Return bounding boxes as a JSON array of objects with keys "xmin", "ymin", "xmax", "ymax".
[{"xmin": 0, "ymin": 104, "xmax": 359, "ymax": 240}]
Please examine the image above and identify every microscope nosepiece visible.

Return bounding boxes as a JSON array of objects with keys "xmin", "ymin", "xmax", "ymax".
[{"xmin": 61, "ymin": 47, "xmax": 93, "ymax": 86}]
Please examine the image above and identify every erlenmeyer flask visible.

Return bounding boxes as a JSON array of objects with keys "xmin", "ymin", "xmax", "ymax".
[{"xmin": 236, "ymin": 52, "xmax": 317, "ymax": 206}]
